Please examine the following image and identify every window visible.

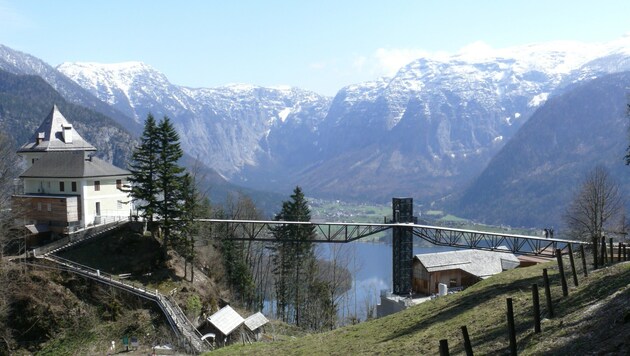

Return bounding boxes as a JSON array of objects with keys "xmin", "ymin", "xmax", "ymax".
[
  {"xmin": 71, "ymin": 182, "xmax": 77, "ymax": 192},
  {"xmin": 94, "ymin": 181, "xmax": 100, "ymax": 191},
  {"xmin": 59, "ymin": 182, "xmax": 65, "ymax": 192},
  {"xmin": 47, "ymin": 203, "xmax": 51, "ymax": 212},
  {"xmin": 37, "ymin": 202, "xmax": 42, "ymax": 211},
  {"xmin": 116, "ymin": 179, "xmax": 122, "ymax": 189}
]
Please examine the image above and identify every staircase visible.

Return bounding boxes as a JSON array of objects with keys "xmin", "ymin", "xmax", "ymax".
[
  {"xmin": 29, "ymin": 226, "xmax": 211, "ymax": 354},
  {"xmin": 32, "ymin": 220, "xmax": 128, "ymax": 257}
]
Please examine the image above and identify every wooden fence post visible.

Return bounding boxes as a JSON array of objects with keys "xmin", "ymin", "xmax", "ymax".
[
  {"xmin": 618, "ymin": 242, "xmax": 622, "ymax": 263},
  {"xmin": 593, "ymin": 237, "xmax": 598, "ymax": 270},
  {"xmin": 579, "ymin": 244, "xmax": 588, "ymax": 277},
  {"xmin": 506, "ymin": 298, "xmax": 517, "ymax": 356},
  {"xmin": 439, "ymin": 339, "xmax": 450, "ymax": 356},
  {"xmin": 567, "ymin": 244, "xmax": 578, "ymax": 287},
  {"xmin": 601, "ymin": 237, "xmax": 606, "ymax": 265},
  {"xmin": 532, "ymin": 284, "xmax": 541, "ymax": 333},
  {"xmin": 542, "ymin": 268, "xmax": 554, "ymax": 318},
  {"xmin": 461, "ymin": 325, "xmax": 474, "ymax": 356},
  {"xmin": 610, "ymin": 238, "xmax": 614, "ymax": 263},
  {"xmin": 555, "ymin": 249, "xmax": 568, "ymax": 297}
]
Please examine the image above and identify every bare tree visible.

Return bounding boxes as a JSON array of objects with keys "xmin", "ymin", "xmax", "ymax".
[
  {"xmin": 0, "ymin": 131, "xmax": 21, "ymax": 352},
  {"xmin": 564, "ymin": 165, "xmax": 624, "ymax": 266}
]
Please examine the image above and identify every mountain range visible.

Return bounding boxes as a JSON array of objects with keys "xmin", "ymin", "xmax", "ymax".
[
  {"xmin": 2, "ymin": 37, "xmax": 630, "ymax": 226},
  {"xmin": 55, "ymin": 37, "xmax": 630, "ymax": 203},
  {"xmin": 451, "ymin": 71, "xmax": 630, "ymax": 227}
]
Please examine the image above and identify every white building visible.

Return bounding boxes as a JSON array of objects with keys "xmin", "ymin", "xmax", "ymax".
[{"xmin": 12, "ymin": 105, "xmax": 131, "ymax": 233}]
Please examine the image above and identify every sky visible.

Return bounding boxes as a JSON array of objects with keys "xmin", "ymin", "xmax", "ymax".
[{"xmin": 1, "ymin": 0, "xmax": 630, "ymax": 96}]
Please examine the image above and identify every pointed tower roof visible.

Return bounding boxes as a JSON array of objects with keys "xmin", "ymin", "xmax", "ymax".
[{"xmin": 18, "ymin": 105, "xmax": 96, "ymax": 153}]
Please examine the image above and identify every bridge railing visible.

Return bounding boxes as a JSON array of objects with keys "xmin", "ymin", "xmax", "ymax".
[{"xmin": 197, "ymin": 219, "xmax": 587, "ymax": 256}]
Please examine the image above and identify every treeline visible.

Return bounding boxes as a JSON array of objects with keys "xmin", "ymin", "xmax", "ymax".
[
  {"xmin": 207, "ymin": 188, "xmax": 353, "ymax": 331},
  {"xmin": 128, "ymin": 114, "xmax": 354, "ymax": 331}
]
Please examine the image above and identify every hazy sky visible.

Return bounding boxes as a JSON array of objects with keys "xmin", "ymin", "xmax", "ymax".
[{"xmin": 1, "ymin": 0, "xmax": 629, "ymax": 95}]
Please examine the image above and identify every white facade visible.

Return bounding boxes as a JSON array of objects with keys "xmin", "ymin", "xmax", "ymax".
[
  {"xmin": 81, "ymin": 177, "xmax": 130, "ymax": 226},
  {"xmin": 15, "ymin": 105, "xmax": 131, "ymax": 232}
]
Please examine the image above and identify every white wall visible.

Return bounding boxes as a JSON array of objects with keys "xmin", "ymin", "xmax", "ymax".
[{"xmin": 82, "ymin": 177, "xmax": 131, "ymax": 225}]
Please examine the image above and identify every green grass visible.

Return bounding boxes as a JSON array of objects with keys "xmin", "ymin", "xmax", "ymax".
[{"xmin": 208, "ymin": 259, "xmax": 630, "ymax": 355}]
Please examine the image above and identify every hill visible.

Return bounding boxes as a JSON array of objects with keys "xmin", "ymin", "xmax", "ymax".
[
  {"xmin": 0, "ymin": 225, "xmax": 228, "ymax": 354},
  {"xmin": 211, "ymin": 259, "xmax": 630, "ymax": 355},
  {"xmin": 449, "ymin": 71, "xmax": 630, "ymax": 228}
]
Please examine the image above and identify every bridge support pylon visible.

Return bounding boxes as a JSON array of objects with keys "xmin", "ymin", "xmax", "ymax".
[{"xmin": 392, "ymin": 197, "xmax": 414, "ymax": 295}]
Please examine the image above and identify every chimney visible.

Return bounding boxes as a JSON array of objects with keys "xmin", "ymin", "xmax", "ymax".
[
  {"xmin": 62, "ymin": 124, "xmax": 73, "ymax": 143},
  {"xmin": 36, "ymin": 132, "xmax": 45, "ymax": 145}
]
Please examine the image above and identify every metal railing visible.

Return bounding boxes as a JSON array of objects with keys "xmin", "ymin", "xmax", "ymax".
[
  {"xmin": 36, "ymin": 254, "xmax": 211, "ymax": 354},
  {"xmin": 32, "ymin": 220, "xmax": 128, "ymax": 257}
]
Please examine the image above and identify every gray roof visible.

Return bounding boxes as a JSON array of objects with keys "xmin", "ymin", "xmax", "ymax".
[
  {"xmin": 20, "ymin": 151, "xmax": 130, "ymax": 178},
  {"xmin": 414, "ymin": 248, "xmax": 520, "ymax": 279},
  {"xmin": 244, "ymin": 312, "xmax": 269, "ymax": 331},
  {"xmin": 18, "ymin": 105, "xmax": 96, "ymax": 153},
  {"xmin": 207, "ymin": 305, "xmax": 244, "ymax": 336}
]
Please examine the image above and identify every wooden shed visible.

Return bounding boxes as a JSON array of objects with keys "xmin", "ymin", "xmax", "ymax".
[
  {"xmin": 244, "ymin": 312, "xmax": 269, "ymax": 342},
  {"xmin": 412, "ymin": 249, "xmax": 520, "ymax": 295},
  {"xmin": 205, "ymin": 305, "xmax": 245, "ymax": 346}
]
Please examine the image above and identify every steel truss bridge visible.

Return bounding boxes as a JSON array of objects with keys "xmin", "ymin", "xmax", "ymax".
[{"xmin": 200, "ymin": 198, "xmax": 586, "ymax": 295}]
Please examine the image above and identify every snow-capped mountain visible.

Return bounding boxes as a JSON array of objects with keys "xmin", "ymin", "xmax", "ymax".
[
  {"xmin": 57, "ymin": 61, "xmax": 332, "ymax": 178},
  {"xmin": 56, "ymin": 35, "xmax": 630, "ymax": 201},
  {"xmin": 0, "ymin": 45, "xmax": 140, "ymax": 133},
  {"xmin": 290, "ymin": 36, "xmax": 630, "ymax": 201}
]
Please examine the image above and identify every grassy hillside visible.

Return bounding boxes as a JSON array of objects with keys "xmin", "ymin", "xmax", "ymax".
[{"xmin": 211, "ymin": 258, "xmax": 630, "ymax": 355}]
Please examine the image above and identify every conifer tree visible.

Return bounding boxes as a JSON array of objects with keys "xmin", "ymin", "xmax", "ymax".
[
  {"xmin": 128, "ymin": 114, "xmax": 159, "ymax": 224},
  {"xmin": 129, "ymin": 115, "xmax": 186, "ymax": 254},
  {"xmin": 156, "ymin": 116, "xmax": 185, "ymax": 254},
  {"xmin": 270, "ymin": 186, "xmax": 317, "ymax": 325}
]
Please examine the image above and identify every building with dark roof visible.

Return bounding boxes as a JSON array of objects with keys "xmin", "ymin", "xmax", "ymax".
[{"xmin": 12, "ymin": 105, "xmax": 131, "ymax": 233}]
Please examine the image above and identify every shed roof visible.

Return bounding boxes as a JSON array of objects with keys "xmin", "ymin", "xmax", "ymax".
[
  {"xmin": 414, "ymin": 248, "xmax": 520, "ymax": 279},
  {"xmin": 207, "ymin": 305, "xmax": 244, "ymax": 336},
  {"xmin": 20, "ymin": 151, "xmax": 129, "ymax": 178},
  {"xmin": 18, "ymin": 105, "xmax": 96, "ymax": 153},
  {"xmin": 244, "ymin": 312, "xmax": 269, "ymax": 332}
]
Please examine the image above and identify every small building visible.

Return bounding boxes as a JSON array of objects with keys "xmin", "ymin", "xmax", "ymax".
[
  {"xmin": 206, "ymin": 305, "xmax": 245, "ymax": 346},
  {"xmin": 12, "ymin": 105, "xmax": 131, "ymax": 233},
  {"xmin": 243, "ymin": 312, "xmax": 269, "ymax": 341},
  {"xmin": 412, "ymin": 249, "xmax": 520, "ymax": 295}
]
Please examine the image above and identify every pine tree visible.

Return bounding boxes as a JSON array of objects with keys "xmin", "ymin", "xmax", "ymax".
[
  {"xmin": 128, "ymin": 114, "xmax": 159, "ymax": 224},
  {"xmin": 270, "ymin": 186, "xmax": 317, "ymax": 325},
  {"xmin": 156, "ymin": 116, "xmax": 185, "ymax": 254},
  {"xmin": 128, "ymin": 115, "xmax": 187, "ymax": 254}
]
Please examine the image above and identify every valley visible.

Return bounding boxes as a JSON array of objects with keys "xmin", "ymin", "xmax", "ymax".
[{"xmin": 2, "ymin": 5, "xmax": 630, "ymax": 355}]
